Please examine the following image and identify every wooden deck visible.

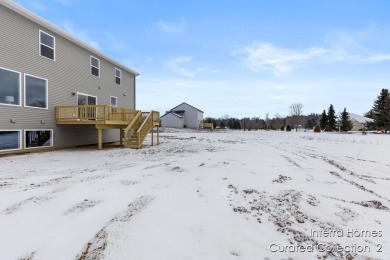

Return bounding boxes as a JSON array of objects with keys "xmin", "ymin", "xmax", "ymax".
[
  {"xmin": 56, "ymin": 105, "xmax": 138, "ymax": 125},
  {"xmin": 56, "ymin": 105, "xmax": 160, "ymax": 149}
]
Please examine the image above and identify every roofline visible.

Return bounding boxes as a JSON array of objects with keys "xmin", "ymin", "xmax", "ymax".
[
  {"xmin": 160, "ymin": 111, "xmax": 183, "ymax": 118},
  {"xmin": 0, "ymin": 0, "xmax": 139, "ymax": 76},
  {"xmin": 170, "ymin": 102, "xmax": 204, "ymax": 113}
]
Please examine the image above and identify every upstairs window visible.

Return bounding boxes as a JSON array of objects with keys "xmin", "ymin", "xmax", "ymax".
[
  {"xmin": 39, "ymin": 30, "xmax": 55, "ymax": 60},
  {"xmin": 91, "ymin": 56, "xmax": 100, "ymax": 77},
  {"xmin": 115, "ymin": 68, "xmax": 121, "ymax": 85},
  {"xmin": 0, "ymin": 67, "xmax": 21, "ymax": 106}
]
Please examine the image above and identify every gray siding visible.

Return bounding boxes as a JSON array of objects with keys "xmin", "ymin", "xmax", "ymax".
[
  {"xmin": 173, "ymin": 103, "xmax": 203, "ymax": 129},
  {"xmin": 0, "ymin": 4, "xmax": 136, "ymax": 153}
]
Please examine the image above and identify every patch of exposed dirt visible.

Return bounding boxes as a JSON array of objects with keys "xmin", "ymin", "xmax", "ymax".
[
  {"xmin": 64, "ymin": 199, "xmax": 102, "ymax": 215},
  {"xmin": 272, "ymin": 175, "xmax": 292, "ymax": 183},
  {"xmin": 227, "ymin": 185, "xmax": 367, "ymax": 259}
]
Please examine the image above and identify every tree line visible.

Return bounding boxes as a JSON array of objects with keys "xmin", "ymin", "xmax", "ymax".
[{"xmin": 204, "ymin": 88, "xmax": 390, "ymax": 132}]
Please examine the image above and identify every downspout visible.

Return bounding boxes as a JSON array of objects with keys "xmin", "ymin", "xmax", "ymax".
[{"xmin": 133, "ymin": 75, "xmax": 136, "ymax": 110}]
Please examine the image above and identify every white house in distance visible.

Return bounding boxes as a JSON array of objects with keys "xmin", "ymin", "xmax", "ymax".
[
  {"xmin": 349, "ymin": 113, "xmax": 374, "ymax": 131},
  {"xmin": 160, "ymin": 102, "xmax": 204, "ymax": 129}
]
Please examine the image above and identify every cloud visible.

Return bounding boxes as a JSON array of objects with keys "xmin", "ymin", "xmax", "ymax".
[
  {"xmin": 235, "ymin": 42, "xmax": 327, "ymax": 75},
  {"xmin": 155, "ymin": 19, "xmax": 187, "ymax": 34},
  {"xmin": 105, "ymin": 32, "xmax": 126, "ymax": 50},
  {"xmin": 165, "ymin": 56, "xmax": 194, "ymax": 77},
  {"xmin": 62, "ymin": 21, "xmax": 101, "ymax": 50},
  {"xmin": 165, "ymin": 56, "xmax": 210, "ymax": 77},
  {"xmin": 234, "ymin": 41, "xmax": 390, "ymax": 76}
]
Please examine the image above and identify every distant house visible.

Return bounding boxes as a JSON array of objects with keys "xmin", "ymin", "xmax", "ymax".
[
  {"xmin": 160, "ymin": 102, "xmax": 203, "ymax": 129},
  {"xmin": 349, "ymin": 113, "xmax": 374, "ymax": 131}
]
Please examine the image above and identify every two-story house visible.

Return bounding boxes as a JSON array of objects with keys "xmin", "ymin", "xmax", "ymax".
[{"xmin": 0, "ymin": 0, "xmax": 159, "ymax": 154}]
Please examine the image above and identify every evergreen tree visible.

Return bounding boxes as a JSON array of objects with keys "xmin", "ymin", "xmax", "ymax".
[
  {"xmin": 286, "ymin": 125, "xmax": 292, "ymax": 131},
  {"xmin": 327, "ymin": 104, "xmax": 337, "ymax": 131},
  {"xmin": 339, "ymin": 108, "xmax": 353, "ymax": 132},
  {"xmin": 314, "ymin": 124, "xmax": 321, "ymax": 133},
  {"xmin": 372, "ymin": 88, "xmax": 390, "ymax": 131},
  {"xmin": 320, "ymin": 110, "xmax": 327, "ymax": 131}
]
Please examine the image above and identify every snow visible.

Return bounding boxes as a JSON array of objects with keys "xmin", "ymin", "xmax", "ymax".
[
  {"xmin": 0, "ymin": 130, "xmax": 389, "ymax": 259},
  {"xmin": 349, "ymin": 113, "xmax": 374, "ymax": 123}
]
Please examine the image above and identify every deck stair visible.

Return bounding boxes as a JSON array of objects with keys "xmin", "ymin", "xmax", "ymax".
[{"xmin": 123, "ymin": 110, "xmax": 160, "ymax": 149}]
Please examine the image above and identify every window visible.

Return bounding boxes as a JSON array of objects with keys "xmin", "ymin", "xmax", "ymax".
[
  {"xmin": 0, "ymin": 67, "xmax": 21, "ymax": 106},
  {"xmin": 25, "ymin": 74, "xmax": 48, "ymax": 109},
  {"xmin": 91, "ymin": 56, "xmax": 100, "ymax": 77},
  {"xmin": 0, "ymin": 130, "xmax": 21, "ymax": 151},
  {"xmin": 115, "ymin": 68, "xmax": 121, "ymax": 85},
  {"xmin": 110, "ymin": 96, "xmax": 117, "ymax": 106},
  {"xmin": 25, "ymin": 130, "xmax": 53, "ymax": 149},
  {"xmin": 77, "ymin": 93, "xmax": 97, "ymax": 105},
  {"xmin": 39, "ymin": 30, "xmax": 55, "ymax": 60}
]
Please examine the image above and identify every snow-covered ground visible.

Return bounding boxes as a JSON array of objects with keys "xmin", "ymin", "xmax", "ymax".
[{"xmin": 0, "ymin": 130, "xmax": 389, "ymax": 260}]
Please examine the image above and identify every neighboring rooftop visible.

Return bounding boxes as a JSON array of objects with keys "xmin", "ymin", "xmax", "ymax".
[{"xmin": 349, "ymin": 113, "xmax": 374, "ymax": 123}]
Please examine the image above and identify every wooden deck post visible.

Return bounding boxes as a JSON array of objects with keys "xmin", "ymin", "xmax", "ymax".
[
  {"xmin": 157, "ymin": 126, "xmax": 159, "ymax": 144},
  {"xmin": 120, "ymin": 128, "xmax": 123, "ymax": 146},
  {"xmin": 98, "ymin": 128, "xmax": 103, "ymax": 150},
  {"xmin": 151, "ymin": 127, "xmax": 154, "ymax": 146}
]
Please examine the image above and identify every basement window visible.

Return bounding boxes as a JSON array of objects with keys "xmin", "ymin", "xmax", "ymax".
[
  {"xmin": 91, "ymin": 56, "xmax": 100, "ymax": 77},
  {"xmin": 0, "ymin": 130, "xmax": 21, "ymax": 151},
  {"xmin": 25, "ymin": 130, "xmax": 53, "ymax": 149},
  {"xmin": 39, "ymin": 30, "xmax": 55, "ymax": 60}
]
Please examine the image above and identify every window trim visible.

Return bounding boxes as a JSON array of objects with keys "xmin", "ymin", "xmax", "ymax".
[
  {"xmin": 24, "ymin": 129, "xmax": 53, "ymax": 150},
  {"xmin": 90, "ymin": 56, "xmax": 100, "ymax": 77},
  {"xmin": 76, "ymin": 92, "xmax": 98, "ymax": 105},
  {"xmin": 24, "ymin": 74, "xmax": 49, "ymax": 110},
  {"xmin": 110, "ymin": 96, "xmax": 118, "ymax": 107},
  {"xmin": 115, "ymin": 68, "xmax": 121, "ymax": 85},
  {"xmin": 39, "ymin": 30, "xmax": 56, "ymax": 61},
  {"xmin": 0, "ymin": 67, "xmax": 22, "ymax": 107},
  {"xmin": 0, "ymin": 130, "xmax": 22, "ymax": 152}
]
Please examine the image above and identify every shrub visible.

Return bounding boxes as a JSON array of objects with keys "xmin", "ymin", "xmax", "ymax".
[
  {"xmin": 314, "ymin": 124, "xmax": 321, "ymax": 133},
  {"xmin": 362, "ymin": 127, "xmax": 367, "ymax": 135},
  {"xmin": 280, "ymin": 126, "xmax": 285, "ymax": 131},
  {"xmin": 286, "ymin": 125, "xmax": 292, "ymax": 131}
]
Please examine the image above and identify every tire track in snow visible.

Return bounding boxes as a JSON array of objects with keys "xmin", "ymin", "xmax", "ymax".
[{"xmin": 76, "ymin": 195, "xmax": 153, "ymax": 260}]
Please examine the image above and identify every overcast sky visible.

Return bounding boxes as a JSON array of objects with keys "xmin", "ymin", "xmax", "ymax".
[{"xmin": 15, "ymin": 0, "xmax": 390, "ymax": 118}]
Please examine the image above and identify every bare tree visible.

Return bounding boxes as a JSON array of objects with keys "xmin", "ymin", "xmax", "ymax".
[
  {"xmin": 289, "ymin": 102, "xmax": 304, "ymax": 131},
  {"xmin": 265, "ymin": 112, "xmax": 270, "ymax": 130}
]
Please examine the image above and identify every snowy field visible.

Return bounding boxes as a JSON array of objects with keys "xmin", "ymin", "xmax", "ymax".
[{"xmin": 0, "ymin": 129, "xmax": 389, "ymax": 260}]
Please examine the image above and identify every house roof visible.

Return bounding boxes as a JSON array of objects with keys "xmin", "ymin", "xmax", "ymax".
[
  {"xmin": 349, "ymin": 113, "xmax": 374, "ymax": 123},
  {"xmin": 0, "ymin": 0, "xmax": 139, "ymax": 76},
  {"xmin": 170, "ymin": 102, "xmax": 204, "ymax": 113},
  {"xmin": 160, "ymin": 111, "xmax": 183, "ymax": 119}
]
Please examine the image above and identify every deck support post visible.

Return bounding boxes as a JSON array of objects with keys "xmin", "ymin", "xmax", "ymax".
[
  {"xmin": 157, "ymin": 126, "xmax": 159, "ymax": 145},
  {"xmin": 98, "ymin": 128, "xmax": 103, "ymax": 150},
  {"xmin": 151, "ymin": 127, "xmax": 154, "ymax": 146},
  {"xmin": 120, "ymin": 128, "xmax": 123, "ymax": 146}
]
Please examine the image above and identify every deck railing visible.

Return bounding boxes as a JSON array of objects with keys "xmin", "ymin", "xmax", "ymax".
[{"xmin": 56, "ymin": 105, "xmax": 138, "ymax": 124}]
